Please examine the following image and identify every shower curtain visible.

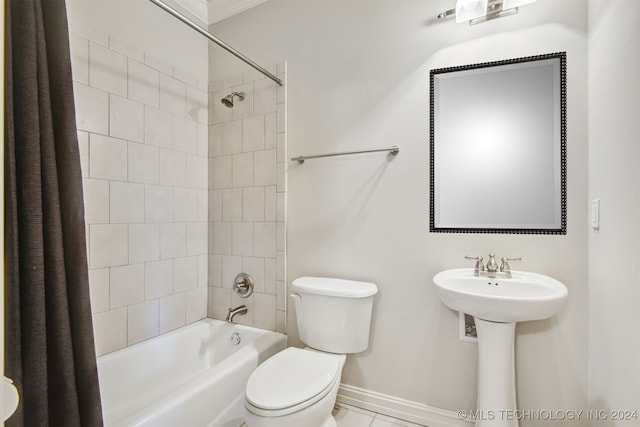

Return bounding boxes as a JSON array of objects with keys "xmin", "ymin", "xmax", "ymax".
[{"xmin": 4, "ymin": 0, "xmax": 103, "ymax": 425}]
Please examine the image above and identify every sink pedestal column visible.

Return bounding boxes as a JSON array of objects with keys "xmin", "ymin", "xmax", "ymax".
[{"xmin": 475, "ymin": 318, "xmax": 518, "ymax": 427}]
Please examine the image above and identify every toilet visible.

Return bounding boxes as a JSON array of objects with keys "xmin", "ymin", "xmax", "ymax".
[{"xmin": 243, "ymin": 276, "xmax": 378, "ymax": 427}]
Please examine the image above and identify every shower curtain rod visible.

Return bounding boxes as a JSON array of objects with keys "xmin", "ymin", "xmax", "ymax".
[{"xmin": 147, "ymin": 0, "xmax": 283, "ymax": 86}]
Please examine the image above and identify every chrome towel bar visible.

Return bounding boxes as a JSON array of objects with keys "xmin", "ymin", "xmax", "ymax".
[{"xmin": 291, "ymin": 146, "xmax": 399, "ymax": 164}]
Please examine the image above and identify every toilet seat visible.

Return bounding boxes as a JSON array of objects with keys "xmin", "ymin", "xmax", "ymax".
[{"xmin": 245, "ymin": 347, "xmax": 342, "ymax": 417}]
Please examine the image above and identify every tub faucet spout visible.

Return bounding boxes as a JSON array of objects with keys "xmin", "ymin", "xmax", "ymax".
[{"xmin": 226, "ymin": 305, "xmax": 248, "ymax": 322}]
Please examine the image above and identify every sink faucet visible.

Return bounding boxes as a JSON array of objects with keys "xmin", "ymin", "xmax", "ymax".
[
  {"xmin": 499, "ymin": 257, "xmax": 522, "ymax": 278},
  {"xmin": 465, "ymin": 254, "xmax": 521, "ymax": 278},
  {"xmin": 464, "ymin": 256, "xmax": 484, "ymax": 276},
  {"xmin": 486, "ymin": 254, "xmax": 499, "ymax": 277},
  {"xmin": 226, "ymin": 305, "xmax": 248, "ymax": 322}
]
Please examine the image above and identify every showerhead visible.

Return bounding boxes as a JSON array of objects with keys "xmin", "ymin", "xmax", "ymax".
[{"xmin": 221, "ymin": 91, "xmax": 245, "ymax": 108}]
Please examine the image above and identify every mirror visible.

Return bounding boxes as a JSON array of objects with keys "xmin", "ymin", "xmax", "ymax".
[{"xmin": 430, "ymin": 52, "xmax": 566, "ymax": 234}]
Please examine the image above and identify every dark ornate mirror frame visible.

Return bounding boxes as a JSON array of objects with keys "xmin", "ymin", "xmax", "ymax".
[{"xmin": 429, "ymin": 52, "xmax": 567, "ymax": 235}]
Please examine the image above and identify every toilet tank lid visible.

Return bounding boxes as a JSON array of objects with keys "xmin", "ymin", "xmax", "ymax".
[{"xmin": 291, "ymin": 277, "xmax": 378, "ymax": 298}]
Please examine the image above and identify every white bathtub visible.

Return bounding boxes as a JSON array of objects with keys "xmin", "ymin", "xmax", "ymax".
[{"xmin": 97, "ymin": 319, "xmax": 286, "ymax": 427}]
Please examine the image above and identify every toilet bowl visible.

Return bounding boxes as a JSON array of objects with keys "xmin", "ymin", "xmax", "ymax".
[
  {"xmin": 243, "ymin": 277, "xmax": 377, "ymax": 427},
  {"xmin": 244, "ymin": 348, "xmax": 346, "ymax": 427}
]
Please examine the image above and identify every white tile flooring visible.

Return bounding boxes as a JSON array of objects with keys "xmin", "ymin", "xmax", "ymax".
[{"xmin": 333, "ymin": 403, "xmax": 425, "ymax": 427}]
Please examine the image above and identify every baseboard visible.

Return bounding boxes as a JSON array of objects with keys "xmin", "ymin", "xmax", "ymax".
[{"xmin": 336, "ymin": 384, "xmax": 474, "ymax": 427}]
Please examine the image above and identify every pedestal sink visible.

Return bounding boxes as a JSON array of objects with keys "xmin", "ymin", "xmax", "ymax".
[{"xmin": 433, "ymin": 268, "xmax": 568, "ymax": 427}]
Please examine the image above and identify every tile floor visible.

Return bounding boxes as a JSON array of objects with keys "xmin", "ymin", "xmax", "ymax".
[
  {"xmin": 239, "ymin": 403, "xmax": 426, "ymax": 427},
  {"xmin": 333, "ymin": 403, "xmax": 426, "ymax": 427}
]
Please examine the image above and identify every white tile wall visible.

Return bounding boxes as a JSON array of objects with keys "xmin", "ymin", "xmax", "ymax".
[
  {"xmin": 208, "ymin": 66, "xmax": 287, "ymax": 333},
  {"xmin": 222, "ymin": 255, "xmax": 242, "ymax": 288},
  {"xmin": 110, "ymin": 182, "xmax": 145, "ymax": 224},
  {"xmin": 89, "ymin": 42, "xmax": 127, "ymax": 96},
  {"xmin": 160, "ymin": 223, "xmax": 187, "ymax": 259},
  {"xmin": 159, "ymin": 74, "xmax": 186, "ymax": 116},
  {"xmin": 243, "ymin": 187, "xmax": 265, "ymax": 222},
  {"xmin": 174, "ymin": 188, "xmax": 198, "ymax": 222},
  {"xmin": 83, "ymin": 179, "xmax": 109, "ymax": 224},
  {"xmin": 254, "ymin": 149, "xmax": 276, "ymax": 186},
  {"xmin": 145, "ymin": 106, "xmax": 173, "ymax": 149},
  {"xmin": 93, "ymin": 308, "xmax": 127, "ymax": 355},
  {"xmin": 243, "ymin": 116, "xmax": 265, "ymax": 152},
  {"xmin": 129, "ymin": 224, "xmax": 160, "ymax": 263},
  {"xmin": 74, "ymin": 29, "xmax": 284, "ymax": 353},
  {"xmin": 159, "ymin": 149, "xmax": 186, "ymax": 187},
  {"xmin": 89, "ymin": 268, "xmax": 109, "ymax": 314},
  {"xmin": 222, "ymin": 120, "xmax": 243, "ymax": 155},
  {"xmin": 128, "ymin": 142, "xmax": 159, "ymax": 184},
  {"xmin": 89, "ymin": 224, "xmax": 128, "ymax": 269},
  {"xmin": 174, "ymin": 256, "xmax": 198, "ymax": 292},
  {"xmin": 174, "ymin": 116, "xmax": 198, "ymax": 154},
  {"xmin": 110, "ymin": 95, "xmax": 144, "ymax": 142},
  {"xmin": 145, "ymin": 185, "xmax": 173, "ymax": 222},
  {"xmin": 159, "ymin": 293, "xmax": 186, "ymax": 333},
  {"xmin": 89, "ymin": 134, "xmax": 127, "ymax": 181},
  {"xmin": 232, "ymin": 222, "xmax": 254, "ymax": 256},
  {"xmin": 110, "ymin": 264, "xmax": 145, "ymax": 308},
  {"xmin": 265, "ymin": 112, "xmax": 277, "ymax": 149},
  {"xmin": 212, "ymin": 156, "xmax": 233, "ymax": 189},
  {"xmin": 71, "ymin": 31, "xmax": 208, "ymax": 355},
  {"xmin": 109, "ymin": 38, "xmax": 143, "ymax": 63},
  {"xmin": 78, "ymin": 131, "xmax": 90, "ymax": 177},
  {"xmin": 128, "ymin": 59, "xmax": 160, "ymax": 107},
  {"xmin": 186, "ymin": 287, "xmax": 208, "ymax": 324},
  {"xmin": 232, "ymin": 152, "xmax": 254, "ymax": 188},
  {"xmin": 209, "ymin": 124, "xmax": 223, "ymax": 157},
  {"xmin": 145, "ymin": 260, "xmax": 174, "ymax": 299},
  {"xmin": 127, "ymin": 300, "xmax": 159, "ymax": 345}
]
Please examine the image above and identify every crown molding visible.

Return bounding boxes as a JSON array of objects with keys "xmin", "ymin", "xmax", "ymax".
[
  {"xmin": 170, "ymin": 0, "xmax": 208, "ymax": 26},
  {"xmin": 208, "ymin": 0, "xmax": 268, "ymax": 25}
]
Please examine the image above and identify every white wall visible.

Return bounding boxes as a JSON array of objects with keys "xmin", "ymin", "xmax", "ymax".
[
  {"xmin": 588, "ymin": 0, "xmax": 640, "ymax": 424},
  {"xmin": 209, "ymin": 0, "xmax": 589, "ymax": 421}
]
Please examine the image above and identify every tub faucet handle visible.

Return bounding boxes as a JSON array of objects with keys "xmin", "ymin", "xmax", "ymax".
[
  {"xmin": 233, "ymin": 273, "xmax": 254, "ymax": 298},
  {"xmin": 465, "ymin": 256, "xmax": 484, "ymax": 276}
]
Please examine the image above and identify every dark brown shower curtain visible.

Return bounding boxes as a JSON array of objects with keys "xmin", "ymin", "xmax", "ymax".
[{"xmin": 4, "ymin": 0, "xmax": 103, "ymax": 425}]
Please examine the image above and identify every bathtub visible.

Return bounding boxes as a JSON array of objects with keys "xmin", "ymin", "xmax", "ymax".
[{"xmin": 97, "ymin": 319, "xmax": 286, "ymax": 427}]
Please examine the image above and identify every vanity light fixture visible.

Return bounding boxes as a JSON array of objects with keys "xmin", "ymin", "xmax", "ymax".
[
  {"xmin": 455, "ymin": 0, "xmax": 488, "ymax": 23},
  {"xmin": 438, "ymin": 0, "xmax": 536, "ymax": 25}
]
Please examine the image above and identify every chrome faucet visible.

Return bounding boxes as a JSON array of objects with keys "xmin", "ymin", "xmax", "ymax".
[
  {"xmin": 499, "ymin": 257, "xmax": 522, "ymax": 278},
  {"xmin": 464, "ymin": 256, "xmax": 484, "ymax": 276},
  {"xmin": 486, "ymin": 254, "xmax": 499, "ymax": 277},
  {"xmin": 226, "ymin": 305, "xmax": 248, "ymax": 322},
  {"xmin": 465, "ymin": 254, "xmax": 521, "ymax": 278}
]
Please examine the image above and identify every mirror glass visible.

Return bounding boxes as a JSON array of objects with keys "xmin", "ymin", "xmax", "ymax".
[{"xmin": 430, "ymin": 53, "xmax": 566, "ymax": 234}]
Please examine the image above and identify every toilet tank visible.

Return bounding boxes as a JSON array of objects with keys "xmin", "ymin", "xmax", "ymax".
[{"xmin": 291, "ymin": 277, "xmax": 378, "ymax": 354}]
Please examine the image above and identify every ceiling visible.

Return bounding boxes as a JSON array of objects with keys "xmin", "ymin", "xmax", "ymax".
[{"xmin": 170, "ymin": 0, "xmax": 268, "ymax": 26}]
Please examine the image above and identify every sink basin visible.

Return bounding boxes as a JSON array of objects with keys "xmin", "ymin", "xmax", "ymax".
[
  {"xmin": 433, "ymin": 268, "xmax": 568, "ymax": 323},
  {"xmin": 433, "ymin": 267, "xmax": 568, "ymax": 426}
]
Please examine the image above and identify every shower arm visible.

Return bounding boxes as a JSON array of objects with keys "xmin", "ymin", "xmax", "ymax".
[{"xmin": 147, "ymin": 0, "xmax": 283, "ymax": 86}]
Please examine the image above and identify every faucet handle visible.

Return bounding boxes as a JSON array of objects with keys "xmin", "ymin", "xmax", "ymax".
[
  {"xmin": 465, "ymin": 256, "xmax": 484, "ymax": 275},
  {"xmin": 499, "ymin": 257, "xmax": 522, "ymax": 273}
]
